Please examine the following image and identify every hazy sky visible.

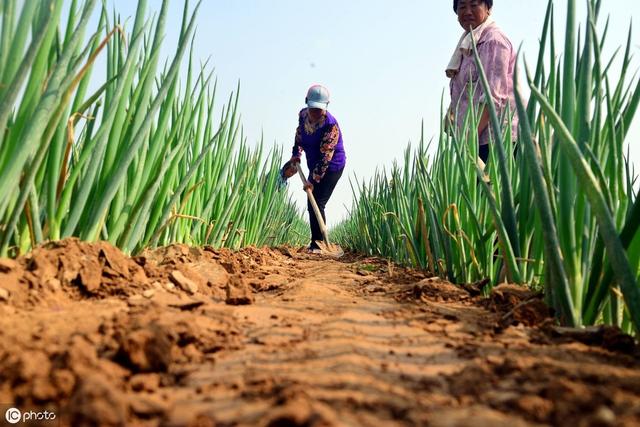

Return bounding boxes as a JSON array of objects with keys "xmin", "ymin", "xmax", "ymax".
[{"xmin": 94, "ymin": 0, "xmax": 640, "ymax": 226}]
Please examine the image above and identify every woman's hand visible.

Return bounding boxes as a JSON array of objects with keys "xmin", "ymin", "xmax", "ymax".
[
  {"xmin": 303, "ymin": 180, "xmax": 314, "ymax": 192},
  {"xmin": 443, "ymin": 107, "xmax": 455, "ymax": 136},
  {"xmin": 282, "ymin": 164, "xmax": 297, "ymax": 178},
  {"xmin": 281, "ymin": 158, "xmax": 300, "ymax": 179}
]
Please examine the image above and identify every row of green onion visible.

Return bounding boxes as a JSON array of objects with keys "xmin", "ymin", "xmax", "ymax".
[
  {"xmin": 0, "ymin": 0, "xmax": 308, "ymax": 257},
  {"xmin": 332, "ymin": 0, "xmax": 640, "ymax": 334}
]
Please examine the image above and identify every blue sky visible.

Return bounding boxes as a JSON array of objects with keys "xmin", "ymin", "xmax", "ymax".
[{"xmin": 95, "ymin": 0, "xmax": 640, "ymax": 226}]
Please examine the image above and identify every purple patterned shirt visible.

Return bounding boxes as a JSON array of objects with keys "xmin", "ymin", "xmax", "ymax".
[
  {"xmin": 449, "ymin": 22, "xmax": 518, "ymax": 146},
  {"xmin": 292, "ymin": 109, "xmax": 346, "ymax": 182}
]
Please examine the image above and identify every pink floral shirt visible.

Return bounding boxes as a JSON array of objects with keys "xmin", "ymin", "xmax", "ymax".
[{"xmin": 449, "ymin": 22, "xmax": 518, "ymax": 146}]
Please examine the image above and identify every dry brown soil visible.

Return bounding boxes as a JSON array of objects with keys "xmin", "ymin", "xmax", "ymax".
[{"xmin": 0, "ymin": 238, "xmax": 639, "ymax": 427}]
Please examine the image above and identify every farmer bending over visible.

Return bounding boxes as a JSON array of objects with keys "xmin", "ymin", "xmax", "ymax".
[
  {"xmin": 285, "ymin": 85, "xmax": 346, "ymax": 253},
  {"xmin": 446, "ymin": 0, "xmax": 518, "ymax": 165}
]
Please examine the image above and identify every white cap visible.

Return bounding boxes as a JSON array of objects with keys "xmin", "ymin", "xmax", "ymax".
[{"xmin": 306, "ymin": 85, "xmax": 330, "ymax": 110}]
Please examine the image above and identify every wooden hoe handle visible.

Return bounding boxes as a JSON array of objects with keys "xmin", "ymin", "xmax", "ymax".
[{"xmin": 296, "ymin": 163, "xmax": 330, "ymax": 245}]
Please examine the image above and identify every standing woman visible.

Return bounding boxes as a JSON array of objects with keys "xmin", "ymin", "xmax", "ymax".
[
  {"xmin": 446, "ymin": 0, "xmax": 518, "ymax": 164},
  {"xmin": 289, "ymin": 85, "xmax": 346, "ymax": 252}
]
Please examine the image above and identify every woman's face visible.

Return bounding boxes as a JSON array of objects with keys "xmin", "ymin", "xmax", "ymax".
[
  {"xmin": 308, "ymin": 108, "xmax": 324, "ymax": 122},
  {"xmin": 456, "ymin": 0, "xmax": 490, "ymax": 31}
]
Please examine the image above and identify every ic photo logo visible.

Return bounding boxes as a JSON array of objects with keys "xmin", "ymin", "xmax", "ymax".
[
  {"xmin": 5, "ymin": 408, "xmax": 21, "ymax": 424},
  {"xmin": 4, "ymin": 407, "xmax": 56, "ymax": 424}
]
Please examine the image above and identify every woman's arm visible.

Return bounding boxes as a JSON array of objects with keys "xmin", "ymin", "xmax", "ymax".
[
  {"xmin": 477, "ymin": 105, "xmax": 490, "ymax": 137},
  {"xmin": 292, "ymin": 126, "xmax": 303, "ymax": 159},
  {"xmin": 291, "ymin": 112, "xmax": 304, "ymax": 161}
]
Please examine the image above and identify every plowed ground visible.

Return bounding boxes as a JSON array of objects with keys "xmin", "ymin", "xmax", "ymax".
[{"xmin": 0, "ymin": 239, "xmax": 639, "ymax": 426}]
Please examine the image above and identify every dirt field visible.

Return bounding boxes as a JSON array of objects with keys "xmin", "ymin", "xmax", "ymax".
[{"xmin": 0, "ymin": 239, "xmax": 639, "ymax": 426}]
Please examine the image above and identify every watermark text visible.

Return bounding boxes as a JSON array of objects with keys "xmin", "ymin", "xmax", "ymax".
[{"xmin": 4, "ymin": 407, "xmax": 57, "ymax": 425}]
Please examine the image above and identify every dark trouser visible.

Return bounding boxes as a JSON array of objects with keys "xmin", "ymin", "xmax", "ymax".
[
  {"xmin": 479, "ymin": 144, "xmax": 489, "ymax": 163},
  {"xmin": 308, "ymin": 168, "xmax": 344, "ymax": 248},
  {"xmin": 478, "ymin": 142, "xmax": 520, "ymax": 165}
]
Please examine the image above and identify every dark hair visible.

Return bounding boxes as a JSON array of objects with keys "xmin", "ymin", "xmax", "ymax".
[{"xmin": 453, "ymin": 0, "xmax": 493, "ymax": 13}]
